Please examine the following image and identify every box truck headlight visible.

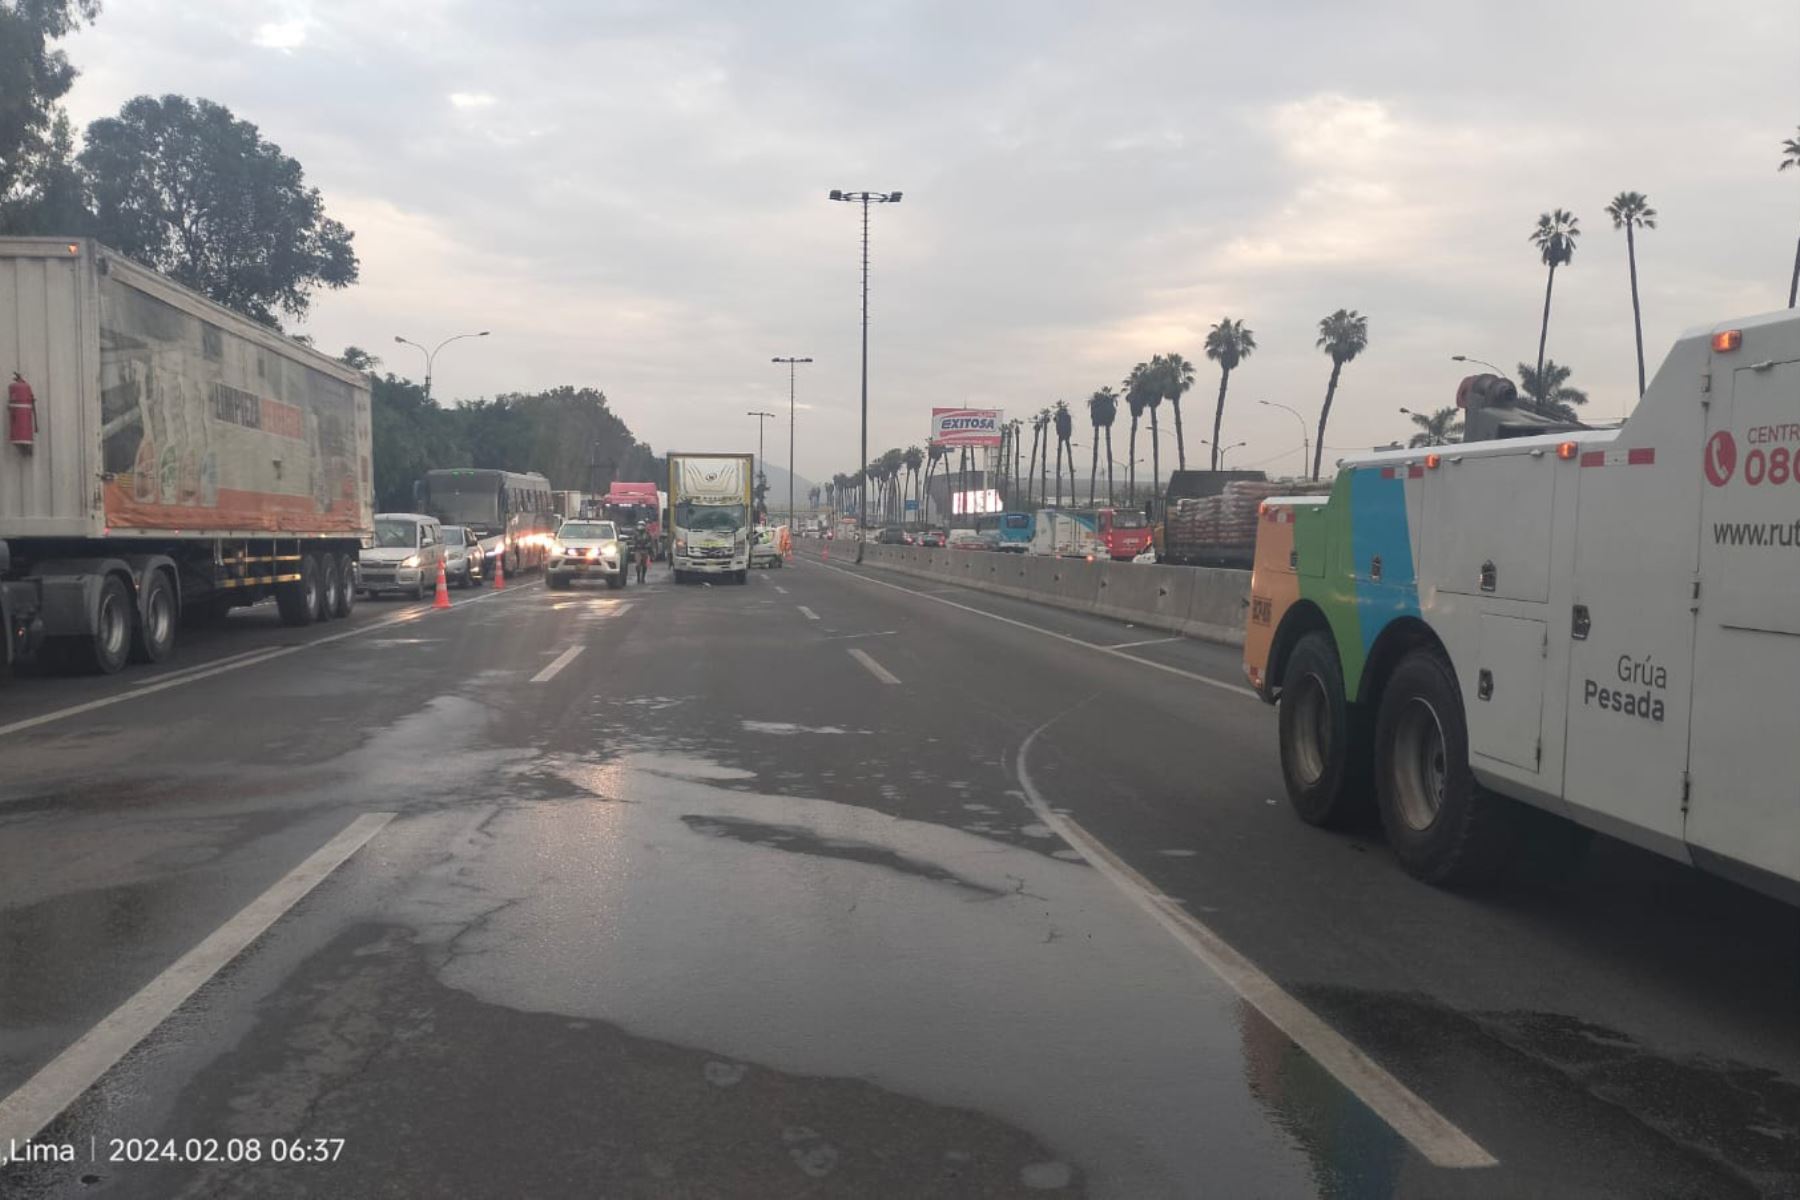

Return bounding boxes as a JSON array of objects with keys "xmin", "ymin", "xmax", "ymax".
[{"xmin": 401, "ymin": 554, "xmax": 419, "ymax": 568}]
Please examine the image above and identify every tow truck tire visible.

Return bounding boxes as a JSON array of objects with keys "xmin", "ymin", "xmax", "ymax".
[
  {"xmin": 1278, "ymin": 631, "xmax": 1373, "ymax": 828},
  {"xmin": 1373, "ymin": 647, "xmax": 1515, "ymax": 886},
  {"xmin": 130, "ymin": 568, "xmax": 178, "ymax": 664},
  {"xmin": 332, "ymin": 555, "xmax": 356, "ymax": 618},
  {"xmin": 74, "ymin": 576, "xmax": 133, "ymax": 675}
]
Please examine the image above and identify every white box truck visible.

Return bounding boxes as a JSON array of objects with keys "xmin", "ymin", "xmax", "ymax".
[
  {"xmin": 1029, "ymin": 508, "xmax": 1105, "ymax": 558},
  {"xmin": 667, "ymin": 452, "xmax": 752, "ymax": 584},
  {"xmin": 0, "ymin": 238, "xmax": 373, "ymax": 675},
  {"xmin": 1244, "ymin": 310, "xmax": 1800, "ymax": 903}
]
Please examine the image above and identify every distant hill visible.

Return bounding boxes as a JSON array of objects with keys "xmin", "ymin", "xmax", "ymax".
[{"xmin": 758, "ymin": 462, "xmax": 819, "ymax": 512}]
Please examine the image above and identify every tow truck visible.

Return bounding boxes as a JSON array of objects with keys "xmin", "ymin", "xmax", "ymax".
[{"xmin": 1244, "ymin": 313, "xmax": 1800, "ymax": 901}]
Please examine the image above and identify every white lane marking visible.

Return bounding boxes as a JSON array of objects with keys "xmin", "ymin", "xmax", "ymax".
[
  {"xmin": 847, "ymin": 647, "xmax": 900, "ymax": 685},
  {"xmin": 774, "ymin": 585, "xmax": 789, "ymax": 595},
  {"xmin": 807, "ymin": 558, "xmax": 1255, "ymax": 699},
  {"xmin": 0, "ymin": 586, "xmax": 539, "ymax": 741},
  {"xmin": 1109, "ymin": 635, "xmax": 1184, "ymax": 650},
  {"xmin": 0, "ymin": 812, "xmax": 395, "ymax": 1163},
  {"xmin": 797, "ymin": 605, "xmax": 820, "ymax": 621},
  {"xmin": 531, "ymin": 645, "xmax": 586, "ymax": 682},
  {"xmin": 820, "ymin": 629, "xmax": 898, "ymax": 641},
  {"xmin": 1013, "ymin": 721, "xmax": 1496, "ymax": 1169}
]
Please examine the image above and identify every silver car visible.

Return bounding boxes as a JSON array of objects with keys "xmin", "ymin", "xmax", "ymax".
[
  {"xmin": 546, "ymin": 519, "xmax": 627, "ymax": 590},
  {"xmin": 750, "ymin": 526, "xmax": 783, "ymax": 569},
  {"xmin": 440, "ymin": 525, "xmax": 484, "ymax": 587}
]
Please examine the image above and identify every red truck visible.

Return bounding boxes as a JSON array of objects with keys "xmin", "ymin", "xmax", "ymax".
[
  {"xmin": 602, "ymin": 482, "xmax": 663, "ymax": 544},
  {"xmin": 1095, "ymin": 508, "xmax": 1153, "ymax": 560}
]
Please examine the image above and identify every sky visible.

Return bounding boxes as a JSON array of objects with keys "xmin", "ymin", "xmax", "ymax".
[{"xmin": 57, "ymin": 0, "xmax": 1800, "ymax": 488}]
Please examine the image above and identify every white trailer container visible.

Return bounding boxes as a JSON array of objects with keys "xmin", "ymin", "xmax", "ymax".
[
  {"xmin": 1029, "ymin": 509, "xmax": 1104, "ymax": 558},
  {"xmin": 0, "ymin": 238, "xmax": 373, "ymax": 674},
  {"xmin": 667, "ymin": 452, "xmax": 752, "ymax": 584}
]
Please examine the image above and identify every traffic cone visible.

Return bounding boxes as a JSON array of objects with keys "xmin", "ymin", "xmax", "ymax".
[
  {"xmin": 493, "ymin": 550, "xmax": 505, "ymax": 590},
  {"xmin": 433, "ymin": 559, "xmax": 451, "ymax": 609}
]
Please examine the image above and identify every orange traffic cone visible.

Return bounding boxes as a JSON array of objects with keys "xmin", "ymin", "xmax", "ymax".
[
  {"xmin": 492, "ymin": 550, "xmax": 505, "ymax": 590},
  {"xmin": 433, "ymin": 559, "xmax": 451, "ymax": 609}
]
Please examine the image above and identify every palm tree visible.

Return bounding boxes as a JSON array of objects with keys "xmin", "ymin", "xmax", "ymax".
[
  {"xmin": 1053, "ymin": 402, "xmax": 1073, "ymax": 506},
  {"xmin": 1529, "ymin": 209, "xmax": 1580, "ymax": 384},
  {"xmin": 1037, "ymin": 409, "xmax": 1051, "ymax": 506},
  {"xmin": 1781, "ymin": 128, "xmax": 1800, "ymax": 307},
  {"xmin": 1313, "ymin": 310, "xmax": 1369, "ymax": 480},
  {"xmin": 1025, "ymin": 413, "xmax": 1043, "ymax": 505},
  {"xmin": 1123, "ymin": 374, "xmax": 1148, "ymax": 504},
  {"xmin": 903, "ymin": 445, "xmax": 923, "ymax": 526},
  {"xmin": 1124, "ymin": 362, "xmax": 1158, "ymax": 498},
  {"xmin": 1407, "ymin": 407, "xmax": 1463, "ymax": 447},
  {"xmin": 1087, "ymin": 387, "xmax": 1118, "ymax": 505},
  {"xmin": 925, "ymin": 443, "xmax": 945, "ymax": 522},
  {"xmin": 1605, "ymin": 192, "xmax": 1657, "ymax": 396},
  {"xmin": 1155, "ymin": 353, "xmax": 1197, "ymax": 470},
  {"xmin": 1203, "ymin": 319, "xmax": 1257, "ymax": 470},
  {"xmin": 1516, "ymin": 359, "xmax": 1589, "ymax": 422}
]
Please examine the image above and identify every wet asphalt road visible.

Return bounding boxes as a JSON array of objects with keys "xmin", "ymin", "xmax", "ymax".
[{"xmin": 2, "ymin": 550, "xmax": 1800, "ymax": 1198}]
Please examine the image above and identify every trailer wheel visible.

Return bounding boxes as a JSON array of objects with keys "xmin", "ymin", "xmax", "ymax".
[
  {"xmin": 74, "ymin": 576, "xmax": 133, "ymax": 675},
  {"xmin": 332, "ymin": 555, "xmax": 356, "ymax": 619},
  {"xmin": 317, "ymin": 556, "xmax": 342, "ymax": 621},
  {"xmin": 1373, "ymin": 647, "xmax": 1515, "ymax": 886},
  {"xmin": 1278, "ymin": 631, "xmax": 1373, "ymax": 828},
  {"xmin": 277, "ymin": 556, "xmax": 321, "ymax": 626},
  {"xmin": 130, "ymin": 568, "xmax": 178, "ymax": 664}
]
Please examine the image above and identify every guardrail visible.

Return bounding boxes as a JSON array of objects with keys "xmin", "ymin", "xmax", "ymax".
[{"xmin": 840, "ymin": 545, "xmax": 1250, "ymax": 647}]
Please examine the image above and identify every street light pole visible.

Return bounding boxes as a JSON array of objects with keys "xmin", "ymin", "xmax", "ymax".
[
  {"xmin": 1451, "ymin": 353, "xmax": 1508, "ymax": 377},
  {"xmin": 829, "ymin": 189, "xmax": 902, "ymax": 560},
  {"xmin": 771, "ymin": 356, "xmax": 812, "ymax": 526},
  {"xmin": 747, "ymin": 410, "xmax": 775, "ymax": 519},
  {"xmin": 393, "ymin": 330, "xmax": 490, "ymax": 402},
  {"xmin": 1258, "ymin": 399, "xmax": 1311, "ymax": 479}
]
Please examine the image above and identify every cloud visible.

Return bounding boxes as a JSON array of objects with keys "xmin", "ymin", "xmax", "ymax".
[
  {"xmin": 54, "ymin": 0, "xmax": 1800, "ymax": 480},
  {"xmin": 251, "ymin": 21, "xmax": 308, "ymax": 51}
]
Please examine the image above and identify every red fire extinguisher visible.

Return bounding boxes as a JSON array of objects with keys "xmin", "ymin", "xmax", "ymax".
[{"xmin": 9, "ymin": 373, "xmax": 37, "ymax": 450}]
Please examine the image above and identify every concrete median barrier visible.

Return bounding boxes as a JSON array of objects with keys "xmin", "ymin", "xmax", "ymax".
[{"xmin": 824, "ymin": 543, "xmax": 1248, "ymax": 647}]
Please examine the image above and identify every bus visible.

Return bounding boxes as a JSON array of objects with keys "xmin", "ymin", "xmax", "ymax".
[{"xmin": 419, "ymin": 469, "xmax": 556, "ymax": 576}]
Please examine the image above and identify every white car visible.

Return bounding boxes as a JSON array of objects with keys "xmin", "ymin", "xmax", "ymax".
[
  {"xmin": 546, "ymin": 519, "xmax": 627, "ymax": 590},
  {"xmin": 358, "ymin": 513, "xmax": 447, "ymax": 600},
  {"xmin": 750, "ymin": 526, "xmax": 783, "ymax": 568}
]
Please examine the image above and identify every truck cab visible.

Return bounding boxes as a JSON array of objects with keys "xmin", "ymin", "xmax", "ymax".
[{"xmin": 1244, "ymin": 314, "xmax": 1800, "ymax": 902}]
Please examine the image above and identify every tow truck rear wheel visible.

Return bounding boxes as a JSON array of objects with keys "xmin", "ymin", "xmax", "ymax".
[
  {"xmin": 277, "ymin": 555, "xmax": 323, "ymax": 626},
  {"xmin": 1278, "ymin": 631, "xmax": 1373, "ymax": 828},
  {"xmin": 1373, "ymin": 647, "xmax": 1515, "ymax": 886}
]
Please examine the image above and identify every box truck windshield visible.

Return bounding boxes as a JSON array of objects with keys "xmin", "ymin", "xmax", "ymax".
[{"xmin": 679, "ymin": 503, "xmax": 746, "ymax": 532}]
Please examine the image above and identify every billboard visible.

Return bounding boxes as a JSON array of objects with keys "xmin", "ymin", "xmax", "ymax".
[
  {"xmin": 952, "ymin": 488, "xmax": 1003, "ymax": 515},
  {"xmin": 931, "ymin": 407, "xmax": 1004, "ymax": 448}
]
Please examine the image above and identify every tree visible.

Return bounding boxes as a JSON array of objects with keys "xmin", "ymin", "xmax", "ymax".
[
  {"xmin": 0, "ymin": 0, "xmax": 99, "ymax": 232},
  {"xmin": 1087, "ymin": 387, "xmax": 1117, "ymax": 505},
  {"xmin": 925, "ymin": 443, "xmax": 945, "ymax": 521},
  {"xmin": 1313, "ymin": 310, "xmax": 1369, "ymax": 480},
  {"xmin": 1053, "ymin": 402, "xmax": 1073, "ymax": 506},
  {"xmin": 1143, "ymin": 365, "xmax": 1164, "ymax": 497},
  {"xmin": 1528, "ymin": 209, "xmax": 1580, "ymax": 384},
  {"xmin": 1407, "ymin": 407, "xmax": 1463, "ymax": 448},
  {"xmin": 1124, "ymin": 374, "xmax": 1148, "ymax": 504},
  {"xmin": 338, "ymin": 345, "xmax": 381, "ymax": 372},
  {"xmin": 1026, "ymin": 411, "xmax": 1044, "ymax": 506},
  {"xmin": 1203, "ymin": 319, "xmax": 1257, "ymax": 470},
  {"xmin": 1781, "ymin": 128, "xmax": 1800, "ymax": 307},
  {"xmin": 1605, "ymin": 192, "xmax": 1657, "ymax": 396},
  {"xmin": 904, "ymin": 445, "xmax": 923, "ymax": 524},
  {"xmin": 1516, "ymin": 359, "xmax": 1589, "ymax": 422},
  {"xmin": 1036, "ymin": 409, "xmax": 1051, "ymax": 506},
  {"xmin": 1155, "ymin": 352, "xmax": 1197, "ymax": 470},
  {"xmin": 81, "ymin": 94, "xmax": 358, "ymax": 326}
]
